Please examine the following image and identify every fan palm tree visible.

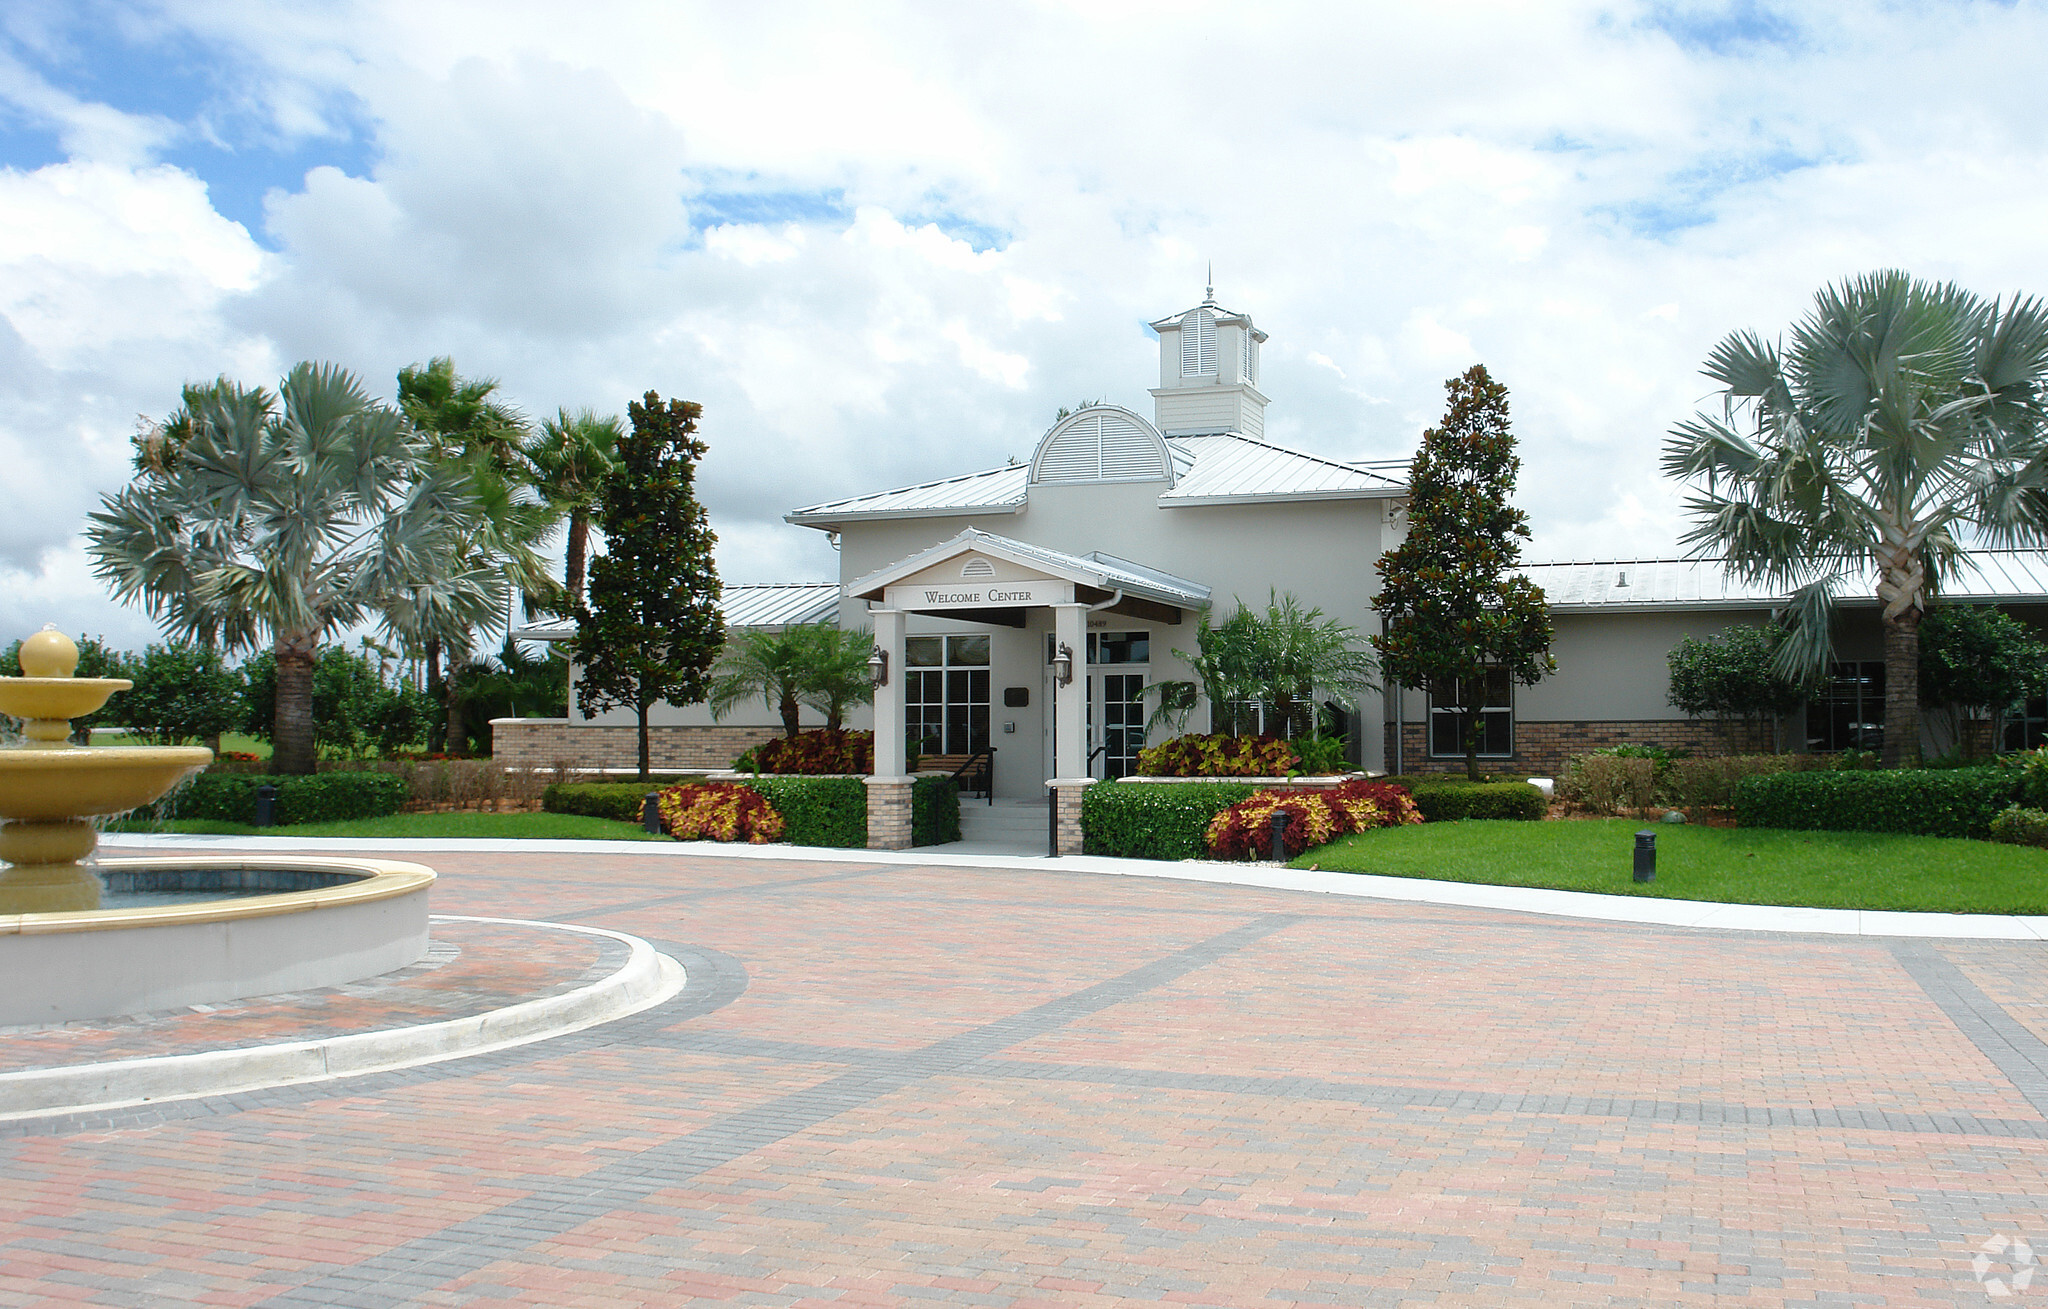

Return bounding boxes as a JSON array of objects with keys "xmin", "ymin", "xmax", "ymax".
[
  {"xmin": 798, "ymin": 626, "xmax": 875, "ymax": 731},
  {"xmin": 709, "ymin": 624, "xmax": 832, "ymax": 739},
  {"xmin": 1665, "ymin": 271, "xmax": 2048, "ymax": 766},
  {"xmin": 522, "ymin": 407, "xmax": 622, "ymax": 609},
  {"xmin": 87, "ymin": 364, "xmax": 504, "ymax": 774}
]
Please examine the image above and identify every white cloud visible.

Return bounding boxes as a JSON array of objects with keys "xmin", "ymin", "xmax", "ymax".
[{"xmin": 9, "ymin": 0, "xmax": 2048, "ymax": 649}]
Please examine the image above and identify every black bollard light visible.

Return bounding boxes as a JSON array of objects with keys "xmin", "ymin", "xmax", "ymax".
[
  {"xmin": 1633, "ymin": 829, "xmax": 1656, "ymax": 883},
  {"xmin": 1270, "ymin": 810, "xmax": 1291, "ymax": 862},
  {"xmin": 253, "ymin": 783, "xmax": 277, "ymax": 829},
  {"xmin": 642, "ymin": 792, "xmax": 662, "ymax": 835}
]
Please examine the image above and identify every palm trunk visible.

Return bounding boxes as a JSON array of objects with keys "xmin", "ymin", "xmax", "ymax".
[
  {"xmin": 780, "ymin": 689, "xmax": 801, "ymax": 738},
  {"xmin": 1882, "ymin": 612, "xmax": 1922, "ymax": 768},
  {"xmin": 272, "ymin": 632, "xmax": 319, "ymax": 775},
  {"xmin": 425, "ymin": 638, "xmax": 442, "ymax": 703},
  {"xmin": 566, "ymin": 512, "xmax": 590, "ymax": 611},
  {"xmin": 444, "ymin": 683, "xmax": 466, "ymax": 756}
]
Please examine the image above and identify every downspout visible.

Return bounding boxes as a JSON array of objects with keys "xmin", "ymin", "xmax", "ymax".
[{"xmin": 1393, "ymin": 683, "xmax": 1403, "ymax": 777}]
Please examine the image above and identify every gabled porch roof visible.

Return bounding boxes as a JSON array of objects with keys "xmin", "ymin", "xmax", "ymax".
[{"xmin": 848, "ymin": 528, "xmax": 1210, "ymax": 626}]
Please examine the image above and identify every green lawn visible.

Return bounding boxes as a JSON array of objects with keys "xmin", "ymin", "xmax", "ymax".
[
  {"xmin": 1292, "ymin": 818, "xmax": 2048, "ymax": 915},
  {"xmin": 108, "ymin": 811, "xmax": 670, "ymax": 841}
]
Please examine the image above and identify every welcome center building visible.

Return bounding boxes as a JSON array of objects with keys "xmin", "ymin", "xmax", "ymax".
[{"xmin": 500, "ymin": 290, "xmax": 2048, "ymax": 849}]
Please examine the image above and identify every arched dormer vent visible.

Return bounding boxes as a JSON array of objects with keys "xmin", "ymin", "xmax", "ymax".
[
  {"xmin": 1030, "ymin": 406, "xmax": 1172, "ymax": 486},
  {"xmin": 960, "ymin": 557, "xmax": 995, "ymax": 579},
  {"xmin": 1179, "ymin": 307, "xmax": 1216, "ymax": 378}
]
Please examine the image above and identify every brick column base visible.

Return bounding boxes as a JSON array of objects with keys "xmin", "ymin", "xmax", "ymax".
[
  {"xmin": 864, "ymin": 776, "xmax": 914, "ymax": 851},
  {"xmin": 1047, "ymin": 778, "xmax": 1094, "ymax": 857}
]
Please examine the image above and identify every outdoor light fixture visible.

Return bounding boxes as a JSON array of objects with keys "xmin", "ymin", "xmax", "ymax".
[
  {"xmin": 867, "ymin": 648, "xmax": 889, "ymax": 688},
  {"xmin": 1052, "ymin": 642, "xmax": 1075, "ymax": 687}
]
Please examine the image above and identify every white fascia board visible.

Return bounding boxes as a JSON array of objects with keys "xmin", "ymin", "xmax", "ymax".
[
  {"xmin": 1544, "ymin": 599, "xmax": 1783, "ymax": 614},
  {"xmin": 785, "ymin": 502, "xmax": 1025, "ymax": 529}
]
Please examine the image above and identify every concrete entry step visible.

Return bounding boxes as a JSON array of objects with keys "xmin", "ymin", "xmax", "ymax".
[{"xmin": 950, "ymin": 798, "xmax": 1054, "ymax": 856}]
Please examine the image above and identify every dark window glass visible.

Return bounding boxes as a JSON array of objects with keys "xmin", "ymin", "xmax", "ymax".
[
  {"xmin": 905, "ymin": 636, "xmax": 943, "ymax": 667},
  {"xmin": 1427, "ymin": 669, "xmax": 1513, "ymax": 758},
  {"xmin": 2006, "ymin": 695, "xmax": 2048, "ymax": 751},
  {"xmin": 946, "ymin": 634, "xmax": 990, "ymax": 666},
  {"xmin": 1094, "ymin": 631, "xmax": 1149, "ymax": 664},
  {"xmin": 1804, "ymin": 661, "xmax": 1884, "ymax": 753}
]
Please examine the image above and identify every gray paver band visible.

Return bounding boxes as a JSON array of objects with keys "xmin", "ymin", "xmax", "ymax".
[{"xmin": 1890, "ymin": 940, "xmax": 2048, "ymax": 1117}]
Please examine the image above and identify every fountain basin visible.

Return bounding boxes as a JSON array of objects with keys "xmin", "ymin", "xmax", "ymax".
[
  {"xmin": 0, "ymin": 746, "xmax": 213, "ymax": 821},
  {"xmin": 0, "ymin": 856, "xmax": 433, "ymax": 1026}
]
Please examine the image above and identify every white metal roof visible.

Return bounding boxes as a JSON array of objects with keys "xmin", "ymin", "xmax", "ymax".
[
  {"xmin": 1158, "ymin": 434, "xmax": 1407, "ymax": 505},
  {"xmin": 786, "ymin": 434, "xmax": 1404, "ymax": 528},
  {"xmin": 510, "ymin": 581, "xmax": 840, "ymax": 641},
  {"xmin": 786, "ymin": 463, "xmax": 1028, "ymax": 527},
  {"xmin": 848, "ymin": 528, "xmax": 1211, "ymax": 607},
  {"xmin": 1523, "ymin": 550, "xmax": 2048, "ymax": 612}
]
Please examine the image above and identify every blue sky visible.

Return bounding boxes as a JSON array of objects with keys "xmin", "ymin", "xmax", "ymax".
[{"xmin": 3, "ymin": 0, "xmax": 2046, "ymax": 647}]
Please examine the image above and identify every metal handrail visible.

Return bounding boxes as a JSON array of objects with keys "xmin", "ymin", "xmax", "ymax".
[{"xmin": 950, "ymin": 747, "xmax": 995, "ymax": 804}]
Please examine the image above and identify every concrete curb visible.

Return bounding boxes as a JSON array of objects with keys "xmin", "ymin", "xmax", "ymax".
[
  {"xmin": 102, "ymin": 831, "xmax": 2048, "ymax": 941},
  {"xmin": 0, "ymin": 915, "xmax": 685, "ymax": 1121}
]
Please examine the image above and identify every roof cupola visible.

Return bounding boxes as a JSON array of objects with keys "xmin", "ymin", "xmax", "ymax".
[{"xmin": 1147, "ymin": 279, "xmax": 1269, "ymax": 438}]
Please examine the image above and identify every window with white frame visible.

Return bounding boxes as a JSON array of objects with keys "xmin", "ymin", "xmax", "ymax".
[
  {"xmin": 905, "ymin": 634, "xmax": 990, "ymax": 755},
  {"xmin": 1428, "ymin": 669, "xmax": 1513, "ymax": 758}
]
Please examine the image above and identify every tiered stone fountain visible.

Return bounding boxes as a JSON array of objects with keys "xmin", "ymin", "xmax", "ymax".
[
  {"xmin": 0, "ymin": 626, "xmax": 433, "ymax": 1025},
  {"xmin": 0, "ymin": 626, "xmax": 212, "ymax": 913}
]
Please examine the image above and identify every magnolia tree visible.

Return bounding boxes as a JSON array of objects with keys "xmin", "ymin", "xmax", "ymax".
[
  {"xmin": 1372, "ymin": 365, "xmax": 1553, "ymax": 781},
  {"xmin": 575, "ymin": 391, "xmax": 725, "ymax": 780}
]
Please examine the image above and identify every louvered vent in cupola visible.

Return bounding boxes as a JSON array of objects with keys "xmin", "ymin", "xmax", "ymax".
[
  {"xmin": 1179, "ymin": 308, "xmax": 1216, "ymax": 377},
  {"xmin": 1242, "ymin": 329, "xmax": 1257, "ymax": 384},
  {"xmin": 1030, "ymin": 408, "xmax": 1171, "ymax": 485},
  {"xmin": 960, "ymin": 557, "xmax": 995, "ymax": 579}
]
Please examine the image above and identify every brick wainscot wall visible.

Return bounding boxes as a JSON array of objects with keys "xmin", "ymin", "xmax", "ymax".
[
  {"xmin": 1383, "ymin": 719, "xmax": 1738, "ymax": 777},
  {"xmin": 491, "ymin": 719, "xmax": 784, "ymax": 771}
]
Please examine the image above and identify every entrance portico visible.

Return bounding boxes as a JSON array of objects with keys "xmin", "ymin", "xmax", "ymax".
[{"xmin": 849, "ymin": 529, "xmax": 1209, "ymax": 854}]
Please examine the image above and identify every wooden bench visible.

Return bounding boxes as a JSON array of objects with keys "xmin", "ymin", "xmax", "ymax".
[{"xmin": 919, "ymin": 751, "xmax": 994, "ymax": 802}]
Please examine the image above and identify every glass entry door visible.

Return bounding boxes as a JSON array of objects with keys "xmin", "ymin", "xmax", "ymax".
[{"xmin": 1092, "ymin": 672, "xmax": 1147, "ymax": 779}]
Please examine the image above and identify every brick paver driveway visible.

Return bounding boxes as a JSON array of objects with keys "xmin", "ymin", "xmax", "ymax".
[{"xmin": 8, "ymin": 851, "xmax": 2048, "ymax": 1307}]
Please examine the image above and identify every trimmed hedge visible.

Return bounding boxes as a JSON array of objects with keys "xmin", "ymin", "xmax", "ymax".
[
  {"xmin": 743, "ymin": 777, "xmax": 865, "ymax": 847},
  {"xmin": 542, "ymin": 777, "xmax": 702, "ymax": 823},
  {"xmin": 912, "ymin": 775, "xmax": 962, "ymax": 847},
  {"xmin": 543, "ymin": 773, "xmax": 961, "ymax": 848},
  {"xmin": 1082, "ymin": 782, "xmax": 1260, "ymax": 860},
  {"xmin": 1379, "ymin": 776, "xmax": 1547, "ymax": 822},
  {"xmin": 138, "ymin": 772, "xmax": 408, "ymax": 825},
  {"xmin": 1735, "ymin": 768, "xmax": 2022, "ymax": 839}
]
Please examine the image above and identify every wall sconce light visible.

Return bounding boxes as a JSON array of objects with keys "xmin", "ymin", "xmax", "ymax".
[
  {"xmin": 867, "ymin": 648, "xmax": 889, "ymax": 688},
  {"xmin": 1052, "ymin": 642, "xmax": 1075, "ymax": 687}
]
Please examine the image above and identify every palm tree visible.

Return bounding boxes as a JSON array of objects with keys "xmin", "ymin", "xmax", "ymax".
[
  {"xmin": 1665, "ymin": 271, "xmax": 2048, "ymax": 766},
  {"xmin": 798, "ymin": 626, "xmax": 876, "ymax": 731},
  {"xmin": 708, "ymin": 626, "xmax": 820, "ymax": 739},
  {"xmin": 523, "ymin": 408, "xmax": 622, "ymax": 609},
  {"xmin": 395, "ymin": 357, "xmax": 558, "ymax": 753},
  {"xmin": 87, "ymin": 364, "xmax": 503, "ymax": 774}
]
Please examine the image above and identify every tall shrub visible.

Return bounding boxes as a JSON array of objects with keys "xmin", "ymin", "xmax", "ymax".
[{"xmin": 1666, "ymin": 624, "xmax": 1804, "ymax": 753}]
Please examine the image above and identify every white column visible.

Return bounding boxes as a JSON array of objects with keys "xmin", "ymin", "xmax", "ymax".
[
  {"xmin": 1051, "ymin": 603, "xmax": 1087, "ymax": 781},
  {"xmin": 872, "ymin": 607, "xmax": 906, "ymax": 778}
]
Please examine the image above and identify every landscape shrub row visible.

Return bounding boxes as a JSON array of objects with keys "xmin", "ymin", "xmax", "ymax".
[
  {"xmin": 1205, "ymin": 781, "xmax": 1422, "ymax": 861},
  {"xmin": 135, "ymin": 772, "xmax": 408, "ymax": 825},
  {"xmin": 1082, "ymin": 782, "xmax": 1261, "ymax": 860},
  {"xmin": 545, "ymin": 774, "xmax": 959, "ymax": 847},
  {"xmin": 1134, "ymin": 734, "xmax": 1300, "ymax": 778},
  {"xmin": 1735, "ymin": 768, "xmax": 2023, "ymax": 839},
  {"xmin": 541, "ymin": 778, "xmax": 706, "ymax": 823},
  {"xmin": 1377, "ymin": 776, "xmax": 1548, "ymax": 822}
]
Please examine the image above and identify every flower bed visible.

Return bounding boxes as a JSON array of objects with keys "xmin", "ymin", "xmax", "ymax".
[{"xmin": 1205, "ymin": 780, "xmax": 1422, "ymax": 861}]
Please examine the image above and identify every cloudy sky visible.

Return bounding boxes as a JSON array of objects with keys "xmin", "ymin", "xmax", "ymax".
[{"xmin": 3, "ymin": 0, "xmax": 2046, "ymax": 650}]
